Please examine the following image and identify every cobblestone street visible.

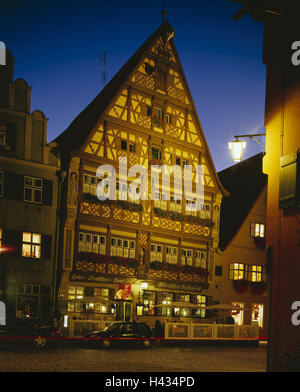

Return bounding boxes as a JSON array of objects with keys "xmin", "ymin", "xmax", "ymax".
[{"xmin": 0, "ymin": 341, "xmax": 267, "ymax": 372}]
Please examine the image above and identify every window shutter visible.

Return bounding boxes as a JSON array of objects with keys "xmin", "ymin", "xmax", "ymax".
[
  {"xmin": 109, "ymin": 288, "xmax": 115, "ymax": 300},
  {"xmin": 43, "ymin": 179, "xmax": 53, "ymax": 206},
  {"xmin": 2, "ymin": 229, "xmax": 22, "ymax": 256},
  {"xmin": 41, "ymin": 234, "xmax": 52, "ymax": 259},
  {"xmin": 4, "ymin": 171, "xmax": 23, "ymax": 201},
  {"xmin": 279, "ymin": 151, "xmax": 300, "ymax": 209}
]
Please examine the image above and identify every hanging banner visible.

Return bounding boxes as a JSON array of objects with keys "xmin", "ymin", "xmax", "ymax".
[{"xmin": 119, "ymin": 283, "xmax": 131, "ymax": 301}]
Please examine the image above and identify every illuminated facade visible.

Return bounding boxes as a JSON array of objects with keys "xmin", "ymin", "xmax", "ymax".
[
  {"xmin": 215, "ymin": 154, "xmax": 269, "ymax": 339},
  {"xmin": 52, "ymin": 20, "xmax": 227, "ymax": 334}
]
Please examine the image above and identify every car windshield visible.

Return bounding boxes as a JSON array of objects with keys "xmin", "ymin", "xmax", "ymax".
[{"xmin": 105, "ymin": 323, "xmax": 121, "ymax": 332}]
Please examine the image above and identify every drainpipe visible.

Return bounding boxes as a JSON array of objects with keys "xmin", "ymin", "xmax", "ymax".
[{"xmin": 52, "ymin": 166, "xmax": 66, "ymax": 320}]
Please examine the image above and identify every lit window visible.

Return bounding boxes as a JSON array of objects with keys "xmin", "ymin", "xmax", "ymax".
[
  {"xmin": 0, "ymin": 170, "xmax": 3, "ymax": 198},
  {"xmin": 199, "ymin": 203, "xmax": 210, "ymax": 219},
  {"xmin": 166, "ymin": 246, "xmax": 178, "ymax": 264},
  {"xmin": 250, "ymin": 223, "xmax": 265, "ymax": 238},
  {"xmin": 22, "ymin": 232, "xmax": 41, "ymax": 258},
  {"xmin": 156, "ymin": 292, "xmax": 173, "ymax": 316},
  {"xmin": 229, "ymin": 263, "xmax": 245, "ymax": 280},
  {"xmin": 24, "ymin": 176, "xmax": 43, "ymax": 204},
  {"xmin": 151, "ymin": 243, "xmax": 163, "ymax": 262},
  {"xmin": 195, "ymin": 251, "xmax": 207, "ymax": 268},
  {"xmin": 195, "ymin": 295, "xmax": 206, "ymax": 318},
  {"xmin": 78, "ymin": 232, "xmax": 106, "ymax": 255},
  {"xmin": 110, "ymin": 237, "xmax": 136, "ymax": 258},
  {"xmin": 67, "ymin": 286, "xmax": 84, "ymax": 312},
  {"xmin": 182, "ymin": 249, "xmax": 193, "ymax": 266},
  {"xmin": 154, "ymin": 192, "xmax": 167, "ymax": 210},
  {"xmin": 83, "ymin": 174, "xmax": 98, "ymax": 195},
  {"xmin": 170, "ymin": 196, "xmax": 181, "ymax": 212},
  {"xmin": 186, "ymin": 201, "xmax": 197, "ymax": 216},
  {"xmin": 231, "ymin": 302, "xmax": 244, "ymax": 325},
  {"xmin": 138, "ymin": 290, "xmax": 155, "ymax": 315},
  {"xmin": 249, "ymin": 265, "xmax": 263, "ymax": 282},
  {"xmin": 251, "ymin": 303, "xmax": 264, "ymax": 328}
]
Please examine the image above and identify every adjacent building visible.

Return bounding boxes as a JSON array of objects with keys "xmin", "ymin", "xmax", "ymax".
[
  {"xmin": 51, "ymin": 20, "xmax": 228, "ymax": 335},
  {"xmin": 0, "ymin": 49, "xmax": 61, "ymax": 320},
  {"xmin": 233, "ymin": 0, "xmax": 300, "ymax": 370},
  {"xmin": 215, "ymin": 153, "xmax": 269, "ymax": 339}
]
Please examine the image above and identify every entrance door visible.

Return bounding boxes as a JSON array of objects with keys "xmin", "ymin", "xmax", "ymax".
[{"xmin": 115, "ymin": 300, "xmax": 132, "ymax": 321}]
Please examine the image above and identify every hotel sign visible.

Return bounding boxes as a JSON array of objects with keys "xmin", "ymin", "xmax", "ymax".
[{"xmin": 69, "ymin": 272, "xmax": 125, "ymax": 284}]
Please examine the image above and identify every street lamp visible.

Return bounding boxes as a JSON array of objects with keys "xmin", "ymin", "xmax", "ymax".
[{"xmin": 229, "ymin": 133, "xmax": 266, "ymax": 163}]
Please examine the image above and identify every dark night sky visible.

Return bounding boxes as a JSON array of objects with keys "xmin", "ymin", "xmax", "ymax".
[{"xmin": 1, "ymin": 0, "xmax": 266, "ymax": 171}]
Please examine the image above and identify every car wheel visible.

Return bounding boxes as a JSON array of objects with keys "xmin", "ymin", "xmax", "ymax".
[
  {"xmin": 143, "ymin": 339, "xmax": 151, "ymax": 348},
  {"xmin": 33, "ymin": 336, "xmax": 47, "ymax": 348},
  {"xmin": 103, "ymin": 339, "xmax": 111, "ymax": 348}
]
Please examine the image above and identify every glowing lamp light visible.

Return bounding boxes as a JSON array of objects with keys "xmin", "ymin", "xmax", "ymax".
[
  {"xmin": 229, "ymin": 139, "xmax": 246, "ymax": 163},
  {"xmin": 141, "ymin": 281, "xmax": 148, "ymax": 290}
]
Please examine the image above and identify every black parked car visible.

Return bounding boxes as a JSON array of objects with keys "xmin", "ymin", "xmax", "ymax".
[
  {"xmin": 0, "ymin": 318, "xmax": 61, "ymax": 348},
  {"xmin": 85, "ymin": 321, "xmax": 153, "ymax": 348}
]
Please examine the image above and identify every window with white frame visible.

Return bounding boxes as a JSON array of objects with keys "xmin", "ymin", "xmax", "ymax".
[
  {"xmin": 83, "ymin": 174, "xmax": 98, "ymax": 195},
  {"xmin": 166, "ymin": 246, "xmax": 178, "ymax": 264},
  {"xmin": 186, "ymin": 200, "xmax": 197, "ymax": 216},
  {"xmin": 248, "ymin": 265, "xmax": 263, "ymax": 282},
  {"xmin": 22, "ymin": 232, "xmax": 41, "ymax": 258},
  {"xmin": 24, "ymin": 176, "xmax": 43, "ymax": 204},
  {"xmin": 110, "ymin": 237, "xmax": 136, "ymax": 258},
  {"xmin": 151, "ymin": 243, "xmax": 163, "ymax": 262},
  {"xmin": 78, "ymin": 232, "xmax": 106, "ymax": 254},
  {"xmin": 151, "ymin": 147, "xmax": 162, "ymax": 160},
  {"xmin": 182, "ymin": 248, "xmax": 193, "ymax": 266},
  {"xmin": 199, "ymin": 203, "xmax": 210, "ymax": 219},
  {"xmin": 229, "ymin": 263, "xmax": 245, "ymax": 280},
  {"xmin": 153, "ymin": 191, "xmax": 167, "ymax": 209},
  {"xmin": 170, "ymin": 196, "xmax": 181, "ymax": 212},
  {"xmin": 0, "ymin": 170, "xmax": 3, "ymax": 198},
  {"xmin": 195, "ymin": 251, "xmax": 207, "ymax": 268},
  {"xmin": 250, "ymin": 223, "xmax": 265, "ymax": 238}
]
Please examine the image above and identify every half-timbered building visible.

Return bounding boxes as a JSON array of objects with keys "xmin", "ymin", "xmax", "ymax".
[{"xmin": 51, "ymin": 19, "xmax": 227, "ymax": 335}]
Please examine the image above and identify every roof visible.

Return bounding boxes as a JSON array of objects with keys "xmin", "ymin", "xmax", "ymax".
[
  {"xmin": 217, "ymin": 153, "xmax": 267, "ymax": 251},
  {"xmin": 51, "ymin": 20, "xmax": 175, "ymax": 156}
]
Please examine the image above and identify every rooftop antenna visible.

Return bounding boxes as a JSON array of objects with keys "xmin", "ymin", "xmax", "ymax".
[{"xmin": 100, "ymin": 51, "xmax": 107, "ymax": 88}]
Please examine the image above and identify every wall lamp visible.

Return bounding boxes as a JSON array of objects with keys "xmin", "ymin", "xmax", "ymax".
[{"xmin": 229, "ymin": 133, "xmax": 266, "ymax": 163}]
